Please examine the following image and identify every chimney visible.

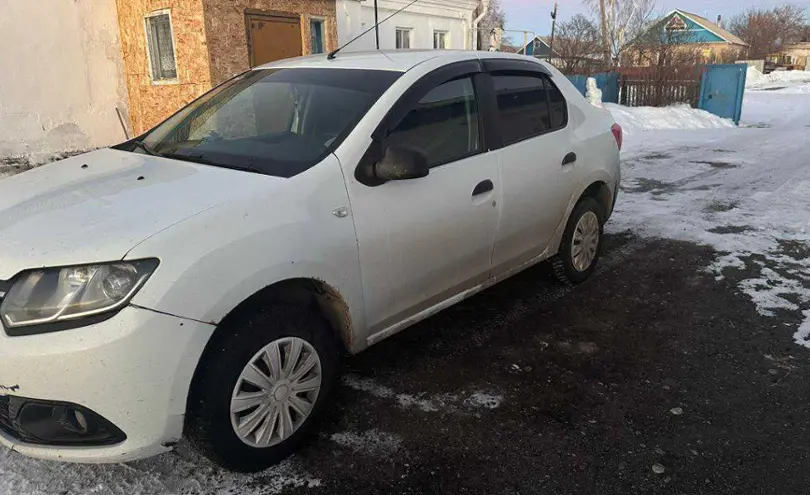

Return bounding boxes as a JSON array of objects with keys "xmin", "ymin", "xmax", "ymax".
[{"xmin": 716, "ymin": 14, "xmax": 723, "ymax": 28}]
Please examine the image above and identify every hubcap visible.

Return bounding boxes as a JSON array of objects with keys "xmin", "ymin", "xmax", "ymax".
[
  {"xmin": 571, "ymin": 211, "xmax": 600, "ymax": 272},
  {"xmin": 230, "ymin": 337, "xmax": 322, "ymax": 448}
]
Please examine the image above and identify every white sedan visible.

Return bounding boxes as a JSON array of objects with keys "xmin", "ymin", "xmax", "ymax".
[{"xmin": 0, "ymin": 50, "xmax": 620, "ymax": 471}]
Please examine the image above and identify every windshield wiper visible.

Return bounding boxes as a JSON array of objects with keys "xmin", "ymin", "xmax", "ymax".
[
  {"xmin": 161, "ymin": 152, "xmax": 264, "ymax": 175},
  {"xmin": 131, "ymin": 140, "xmax": 159, "ymax": 156}
]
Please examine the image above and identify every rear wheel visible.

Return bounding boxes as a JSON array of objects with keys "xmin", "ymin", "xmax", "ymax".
[
  {"xmin": 186, "ymin": 304, "xmax": 338, "ymax": 472},
  {"xmin": 552, "ymin": 197, "xmax": 604, "ymax": 285}
]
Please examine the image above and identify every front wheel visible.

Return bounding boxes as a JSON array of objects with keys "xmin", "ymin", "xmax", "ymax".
[
  {"xmin": 185, "ymin": 304, "xmax": 338, "ymax": 472},
  {"xmin": 552, "ymin": 197, "xmax": 604, "ymax": 285}
]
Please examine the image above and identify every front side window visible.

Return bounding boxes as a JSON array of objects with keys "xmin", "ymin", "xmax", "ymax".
[
  {"xmin": 433, "ymin": 30, "xmax": 448, "ymax": 49},
  {"xmin": 396, "ymin": 28, "xmax": 412, "ymax": 49},
  {"xmin": 133, "ymin": 68, "xmax": 401, "ymax": 178},
  {"xmin": 386, "ymin": 78, "xmax": 480, "ymax": 167},
  {"xmin": 145, "ymin": 12, "xmax": 178, "ymax": 82},
  {"xmin": 493, "ymin": 74, "xmax": 567, "ymax": 146},
  {"xmin": 310, "ymin": 19, "xmax": 325, "ymax": 54}
]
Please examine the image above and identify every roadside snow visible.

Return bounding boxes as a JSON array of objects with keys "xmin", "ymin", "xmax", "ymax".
[
  {"xmin": 746, "ymin": 66, "xmax": 810, "ymax": 88},
  {"xmin": 605, "ymin": 103, "xmax": 734, "ymax": 134},
  {"xmin": 610, "ymin": 81, "xmax": 810, "ymax": 344}
]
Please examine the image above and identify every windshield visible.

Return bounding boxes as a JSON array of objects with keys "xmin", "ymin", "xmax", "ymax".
[{"xmin": 126, "ymin": 68, "xmax": 401, "ymax": 178}]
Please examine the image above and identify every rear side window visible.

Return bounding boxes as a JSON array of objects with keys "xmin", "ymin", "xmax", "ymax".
[
  {"xmin": 492, "ymin": 74, "xmax": 567, "ymax": 146},
  {"xmin": 386, "ymin": 77, "xmax": 480, "ymax": 167},
  {"xmin": 547, "ymin": 79, "xmax": 568, "ymax": 129}
]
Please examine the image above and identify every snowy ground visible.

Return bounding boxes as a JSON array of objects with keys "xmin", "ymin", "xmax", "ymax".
[
  {"xmin": 607, "ymin": 82, "xmax": 810, "ymax": 348},
  {"xmin": 746, "ymin": 66, "xmax": 810, "ymax": 89},
  {"xmin": 1, "ymin": 82, "xmax": 810, "ymax": 494}
]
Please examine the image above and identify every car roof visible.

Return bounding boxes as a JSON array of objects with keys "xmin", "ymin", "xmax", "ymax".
[{"xmin": 254, "ymin": 49, "xmax": 549, "ymax": 73}]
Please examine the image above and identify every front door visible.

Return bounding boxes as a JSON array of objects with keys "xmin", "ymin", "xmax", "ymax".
[
  {"xmin": 246, "ymin": 13, "xmax": 302, "ymax": 67},
  {"xmin": 488, "ymin": 72, "xmax": 575, "ymax": 274},
  {"xmin": 346, "ymin": 75, "xmax": 501, "ymax": 340}
]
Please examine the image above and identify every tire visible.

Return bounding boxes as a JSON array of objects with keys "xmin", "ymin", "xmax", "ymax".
[
  {"xmin": 185, "ymin": 303, "xmax": 339, "ymax": 472},
  {"xmin": 552, "ymin": 197, "xmax": 604, "ymax": 286}
]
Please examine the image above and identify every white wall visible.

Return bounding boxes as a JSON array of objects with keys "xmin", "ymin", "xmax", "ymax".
[
  {"xmin": 337, "ymin": 0, "xmax": 478, "ymax": 52},
  {"xmin": 0, "ymin": 0, "xmax": 129, "ymax": 163}
]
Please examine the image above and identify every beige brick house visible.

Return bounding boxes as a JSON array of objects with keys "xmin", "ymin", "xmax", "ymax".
[{"xmin": 116, "ymin": 0, "xmax": 338, "ymax": 134}]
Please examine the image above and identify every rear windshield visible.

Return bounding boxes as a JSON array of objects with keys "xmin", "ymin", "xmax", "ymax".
[{"xmin": 127, "ymin": 68, "xmax": 401, "ymax": 178}]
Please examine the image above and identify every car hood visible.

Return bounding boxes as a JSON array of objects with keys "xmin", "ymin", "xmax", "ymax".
[{"xmin": 0, "ymin": 148, "xmax": 281, "ymax": 280}]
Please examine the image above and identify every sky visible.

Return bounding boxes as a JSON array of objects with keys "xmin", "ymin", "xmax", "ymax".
[{"xmin": 501, "ymin": 0, "xmax": 810, "ymax": 37}]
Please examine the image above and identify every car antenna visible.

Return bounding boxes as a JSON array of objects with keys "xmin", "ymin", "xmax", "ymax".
[{"xmin": 328, "ymin": 0, "xmax": 420, "ymax": 60}]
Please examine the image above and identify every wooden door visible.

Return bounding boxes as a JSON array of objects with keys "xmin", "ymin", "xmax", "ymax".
[{"xmin": 247, "ymin": 13, "xmax": 302, "ymax": 67}]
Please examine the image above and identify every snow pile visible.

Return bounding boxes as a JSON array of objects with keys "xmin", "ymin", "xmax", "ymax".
[
  {"xmin": 745, "ymin": 65, "xmax": 769, "ymax": 86},
  {"xmin": 605, "ymin": 103, "xmax": 734, "ymax": 134},
  {"xmin": 746, "ymin": 66, "xmax": 810, "ymax": 88}
]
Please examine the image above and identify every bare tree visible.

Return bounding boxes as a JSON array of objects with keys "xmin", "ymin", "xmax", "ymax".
[
  {"xmin": 477, "ymin": 0, "xmax": 507, "ymax": 50},
  {"xmin": 555, "ymin": 15, "xmax": 601, "ymax": 73},
  {"xmin": 729, "ymin": 5, "xmax": 807, "ymax": 59},
  {"xmin": 583, "ymin": 0, "xmax": 657, "ymax": 68}
]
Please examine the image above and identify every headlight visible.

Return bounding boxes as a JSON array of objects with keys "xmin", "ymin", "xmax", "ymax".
[{"xmin": 0, "ymin": 259, "xmax": 159, "ymax": 334}]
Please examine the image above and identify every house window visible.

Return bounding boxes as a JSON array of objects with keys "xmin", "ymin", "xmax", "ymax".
[
  {"xmin": 145, "ymin": 11, "xmax": 178, "ymax": 82},
  {"xmin": 396, "ymin": 28, "xmax": 412, "ymax": 49},
  {"xmin": 433, "ymin": 30, "xmax": 448, "ymax": 49},
  {"xmin": 311, "ymin": 18, "xmax": 325, "ymax": 54}
]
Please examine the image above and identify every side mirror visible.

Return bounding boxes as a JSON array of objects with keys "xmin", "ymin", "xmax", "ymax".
[{"xmin": 374, "ymin": 144, "xmax": 429, "ymax": 181}]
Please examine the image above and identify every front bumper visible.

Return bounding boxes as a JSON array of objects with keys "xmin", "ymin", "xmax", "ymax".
[{"xmin": 0, "ymin": 306, "xmax": 214, "ymax": 463}]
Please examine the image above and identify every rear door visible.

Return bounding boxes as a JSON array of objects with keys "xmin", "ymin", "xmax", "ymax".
[{"xmin": 485, "ymin": 64, "xmax": 575, "ymax": 275}]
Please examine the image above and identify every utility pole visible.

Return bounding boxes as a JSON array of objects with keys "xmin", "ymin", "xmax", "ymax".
[
  {"xmin": 599, "ymin": 0, "xmax": 610, "ymax": 69},
  {"xmin": 374, "ymin": 0, "xmax": 380, "ymax": 49},
  {"xmin": 548, "ymin": 2, "xmax": 558, "ymax": 62}
]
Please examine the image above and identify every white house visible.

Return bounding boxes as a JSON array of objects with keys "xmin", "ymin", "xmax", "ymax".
[
  {"xmin": 0, "ymin": 0, "xmax": 129, "ymax": 163},
  {"xmin": 336, "ymin": 0, "xmax": 481, "ymax": 52}
]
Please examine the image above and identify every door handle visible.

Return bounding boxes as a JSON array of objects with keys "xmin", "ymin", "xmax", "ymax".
[
  {"xmin": 562, "ymin": 152, "xmax": 577, "ymax": 166},
  {"xmin": 472, "ymin": 180, "xmax": 494, "ymax": 196}
]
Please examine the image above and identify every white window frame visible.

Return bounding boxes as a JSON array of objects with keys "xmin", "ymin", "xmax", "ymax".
[
  {"xmin": 395, "ymin": 27, "xmax": 412, "ymax": 49},
  {"xmin": 310, "ymin": 16, "xmax": 326, "ymax": 55},
  {"xmin": 433, "ymin": 30, "xmax": 449, "ymax": 49},
  {"xmin": 144, "ymin": 9, "xmax": 179, "ymax": 85}
]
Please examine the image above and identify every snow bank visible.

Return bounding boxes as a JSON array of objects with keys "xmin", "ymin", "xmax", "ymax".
[
  {"xmin": 605, "ymin": 103, "xmax": 734, "ymax": 134},
  {"xmin": 746, "ymin": 66, "xmax": 810, "ymax": 88}
]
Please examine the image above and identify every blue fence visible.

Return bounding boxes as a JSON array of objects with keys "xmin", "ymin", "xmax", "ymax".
[{"xmin": 566, "ymin": 73, "xmax": 620, "ymax": 104}]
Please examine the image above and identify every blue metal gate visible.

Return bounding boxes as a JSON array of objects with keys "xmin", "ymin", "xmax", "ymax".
[
  {"xmin": 566, "ymin": 73, "xmax": 620, "ymax": 104},
  {"xmin": 698, "ymin": 64, "xmax": 747, "ymax": 124}
]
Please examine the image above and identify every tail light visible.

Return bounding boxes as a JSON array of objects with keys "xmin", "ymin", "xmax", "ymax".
[{"xmin": 611, "ymin": 123, "xmax": 623, "ymax": 151}]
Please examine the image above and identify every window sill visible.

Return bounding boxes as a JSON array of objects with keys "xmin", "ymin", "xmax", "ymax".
[{"xmin": 150, "ymin": 78, "xmax": 180, "ymax": 86}]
